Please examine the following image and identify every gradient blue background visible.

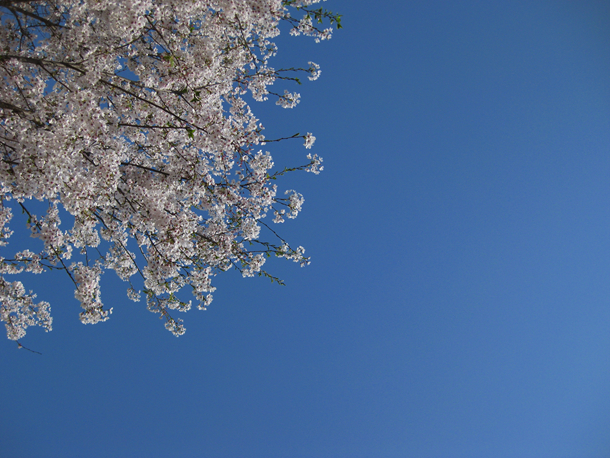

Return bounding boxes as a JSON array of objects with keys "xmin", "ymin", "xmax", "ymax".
[{"xmin": 3, "ymin": 1, "xmax": 610, "ymax": 457}]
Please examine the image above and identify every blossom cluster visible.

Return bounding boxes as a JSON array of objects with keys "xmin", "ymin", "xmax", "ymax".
[{"xmin": 0, "ymin": 0, "xmax": 338, "ymax": 340}]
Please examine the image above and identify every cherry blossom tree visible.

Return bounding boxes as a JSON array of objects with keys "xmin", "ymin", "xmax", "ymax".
[{"xmin": 0, "ymin": 0, "xmax": 340, "ymax": 342}]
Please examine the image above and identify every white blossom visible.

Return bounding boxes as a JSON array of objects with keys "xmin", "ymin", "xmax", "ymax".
[
  {"xmin": 0, "ymin": 277, "xmax": 52, "ymax": 340},
  {"xmin": 306, "ymin": 153, "xmax": 324, "ymax": 174},
  {"xmin": 0, "ymin": 0, "xmax": 337, "ymax": 340},
  {"xmin": 304, "ymin": 133, "xmax": 316, "ymax": 149},
  {"xmin": 276, "ymin": 90, "xmax": 301, "ymax": 109},
  {"xmin": 307, "ymin": 62, "xmax": 321, "ymax": 81},
  {"xmin": 285, "ymin": 190, "xmax": 304, "ymax": 219}
]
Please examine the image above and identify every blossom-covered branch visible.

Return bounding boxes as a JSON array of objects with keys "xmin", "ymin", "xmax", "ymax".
[{"xmin": 0, "ymin": 0, "xmax": 335, "ymax": 340}]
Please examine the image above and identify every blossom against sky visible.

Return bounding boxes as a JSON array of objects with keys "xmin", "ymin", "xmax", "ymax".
[{"xmin": 2, "ymin": 1, "xmax": 610, "ymax": 457}]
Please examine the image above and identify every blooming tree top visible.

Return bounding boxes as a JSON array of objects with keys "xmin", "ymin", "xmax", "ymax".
[{"xmin": 0, "ymin": 0, "xmax": 340, "ymax": 341}]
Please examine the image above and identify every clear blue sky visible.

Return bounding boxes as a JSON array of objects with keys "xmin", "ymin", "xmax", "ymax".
[{"xmin": 3, "ymin": 1, "xmax": 610, "ymax": 457}]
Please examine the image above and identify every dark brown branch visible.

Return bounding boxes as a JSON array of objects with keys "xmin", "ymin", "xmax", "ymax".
[
  {"xmin": 5, "ymin": 4, "xmax": 66, "ymax": 29},
  {"xmin": 120, "ymin": 161, "xmax": 169, "ymax": 176},
  {"xmin": 16, "ymin": 341, "xmax": 42, "ymax": 355},
  {"xmin": 0, "ymin": 100, "xmax": 27, "ymax": 113},
  {"xmin": 0, "ymin": 54, "xmax": 84, "ymax": 73}
]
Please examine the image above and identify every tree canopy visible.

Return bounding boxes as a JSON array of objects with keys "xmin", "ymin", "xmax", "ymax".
[{"xmin": 0, "ymin": 0, "xmax": 340, "ymax": 341}]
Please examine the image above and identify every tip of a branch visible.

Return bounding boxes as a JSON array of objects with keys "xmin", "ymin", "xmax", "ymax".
[{"xmin": 16, "ymin": 341, "xmax": 42, "ymax": 355}]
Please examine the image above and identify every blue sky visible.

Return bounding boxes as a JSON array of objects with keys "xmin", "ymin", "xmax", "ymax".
[{"xmin": 3, "ymin": 1, "xmax": 610, "ymax": 457}]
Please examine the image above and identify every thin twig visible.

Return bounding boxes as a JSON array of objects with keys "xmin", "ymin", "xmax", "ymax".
[{"xmin": 16, "ymin": 341, "xmax": 42, "ymax": 355}]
